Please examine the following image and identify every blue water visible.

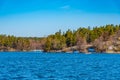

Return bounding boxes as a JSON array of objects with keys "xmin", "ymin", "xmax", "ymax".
[{"xmin": 0, "ymin": 52, "xmax": 120, "ymax": 80}]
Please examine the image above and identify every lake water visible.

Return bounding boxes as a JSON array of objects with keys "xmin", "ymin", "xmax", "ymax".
[{"xmin": 0, "ymin": 52, "xmax": 120, "ymax": 80}]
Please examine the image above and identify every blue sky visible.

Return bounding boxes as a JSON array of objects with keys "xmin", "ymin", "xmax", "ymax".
[{"xmin": 0, "ymin": 0, "xmax": 120, "ymax": 37}]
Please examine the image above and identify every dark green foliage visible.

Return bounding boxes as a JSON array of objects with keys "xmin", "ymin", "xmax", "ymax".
[
  {"xmin": 65, "ymin": 29, "xmax": 73, "ymax": 47},
  {"xmin": 0, "ymin": 35, "xmax": 30, "ymax": 51},
  {"xmin": 43, "ymin": 30, "xmax": 66, "ymax": 51},
  {"xmin": 44, "ymin": 38, "xmax": 51, "ymax": 52}
]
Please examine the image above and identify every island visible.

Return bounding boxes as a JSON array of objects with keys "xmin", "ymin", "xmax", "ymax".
[{"xmin": 0, "ymin": 24, "xmax": 120, "ymax": 53}]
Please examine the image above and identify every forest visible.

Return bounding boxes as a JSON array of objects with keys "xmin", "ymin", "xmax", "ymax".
[{"xmin": 0, "ymin": 24, "xmax": 120, "ymax": 53}]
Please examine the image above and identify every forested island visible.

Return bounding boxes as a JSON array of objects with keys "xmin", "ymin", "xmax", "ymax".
[{"xmin": 0, "ymin": 24, "xmax": 120, "ymax": 53}]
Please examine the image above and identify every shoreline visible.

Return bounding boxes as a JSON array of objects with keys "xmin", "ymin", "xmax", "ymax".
[{"xmin": 0, "ymin": 50, "xmax": 120, "ymax": 54}]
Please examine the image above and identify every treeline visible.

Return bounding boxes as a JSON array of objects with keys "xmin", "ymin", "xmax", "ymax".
[
  {"xmin": 43, "ymin": 24, "xmax": 120, "ymax": 52},
  {"xmin": 0, "ymin": 35, "xmax": 30, "ymax": 51},
  {"xmin": 0, "ymin": 24, "xmax": 120, "ymax": 52}
]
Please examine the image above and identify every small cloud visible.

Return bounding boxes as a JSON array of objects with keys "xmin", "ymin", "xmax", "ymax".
[{"xmin": 60, "ymin": 5, "xmax": 70, "ymax": 9}]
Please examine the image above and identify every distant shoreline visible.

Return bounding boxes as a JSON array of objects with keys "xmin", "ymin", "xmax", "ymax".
[
  {"xmin": 0, "ymin": 50, "xmax": 120, "ymax": 54},
  {"xmin": 0, "ymin": 24, "xmax": 120, "ymax": 53}
]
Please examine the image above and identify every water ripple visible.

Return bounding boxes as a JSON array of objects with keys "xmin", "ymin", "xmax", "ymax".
[{"xmin": 0, "ymin": 52, "xmax": 120, "ymax": 80}]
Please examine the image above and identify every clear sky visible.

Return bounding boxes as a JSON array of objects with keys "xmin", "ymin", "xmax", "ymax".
[{"xmin": 0, "ymin": 0, "xmax": 120, "ymax": 37}]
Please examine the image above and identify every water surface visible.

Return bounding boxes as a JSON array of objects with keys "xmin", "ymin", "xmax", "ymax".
[{"xmin": 0, "ymin": 52, "xmax": 120, "ymax": 80}]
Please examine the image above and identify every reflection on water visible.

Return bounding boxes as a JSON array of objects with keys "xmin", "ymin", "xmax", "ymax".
[{"xmin": 0, "ymin": 52, "xmax": 120, "ymax": 80}]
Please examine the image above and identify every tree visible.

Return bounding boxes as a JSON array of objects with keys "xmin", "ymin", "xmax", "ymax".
[
  {"xmin": 44, "ymin": 38, "xmax": 51, "ymax": 52},
  {"xmin": 65, "ymin": 29, "xmax": 73, "ymax": 47}
]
